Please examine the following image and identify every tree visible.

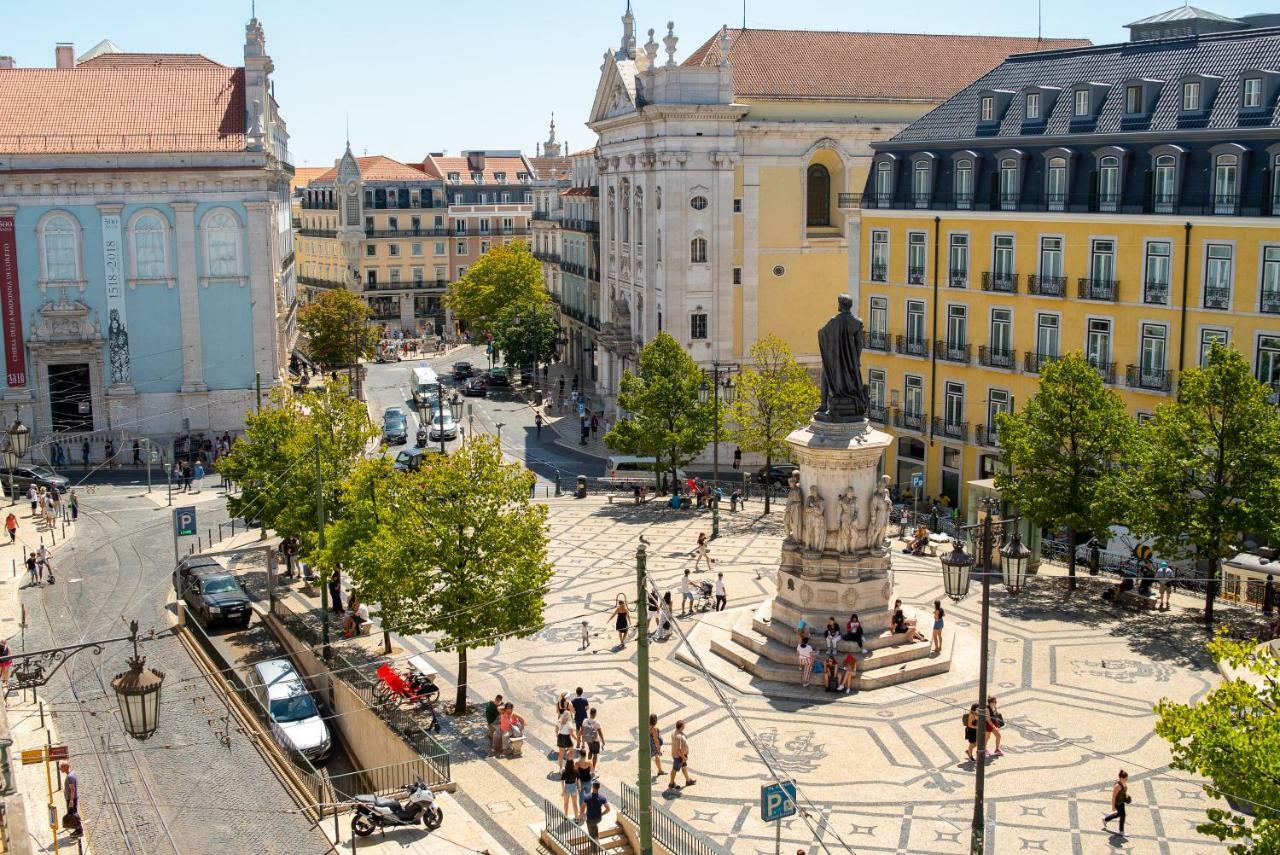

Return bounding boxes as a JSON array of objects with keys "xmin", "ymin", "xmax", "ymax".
[
  {"xmin": 323, "ymin": 438, "xmax": 553, "ymax": 712},
  {"xmin": 604, "ymin": 332, "xmax": 714, "ymax": 489},
  {"xmin": 1155, "ymin": 634, "xmax": 1280, "ymax": 853},
  {"xmin": 216, "ymin": 378, "xmax": 377, "ymax": 557},
  {"xmin": 445, "ymin": 241, "xmax": 547, "ymax": 337},
  {"xmin": 729, "ymin": 335, "xmax": 820, "ymax": 513},
  {"xmin": 492, "ymin": 300, "xmax": 560, "ymax": 372},
  {"xmin": 298, "ymin": 289, "xmax": 381, "ymax": 369},
  {"xmin": 1123, "ymin": 344, "xmax": 1280, "ymax": 623},
  {"xmin": 994, "ymin": 352, "xmax": 1134, "ymax": 589}
]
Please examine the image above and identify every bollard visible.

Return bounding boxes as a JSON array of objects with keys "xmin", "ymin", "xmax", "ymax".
[
  {"xmin": 208, "ymin": 528, "xmax": 212, "ymax": 547},
  {"xmin": 39, "ymin": 701, "xmax": 44, "ymax": 729},
  {"xmin": 219, "ymin": 523, "xmax": 224, "ymax": 541}
]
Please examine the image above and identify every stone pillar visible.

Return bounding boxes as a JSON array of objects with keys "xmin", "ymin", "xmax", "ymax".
[
  {"xmin": 172, "ymin": 202, "xmax": 206, "ymax": 392},
  {"xmin": 244, "ymin": 201, "xmax": 279, "ymax": 384},
  {"xmin": 398, "ymin": 293, "xmax": 414, "ymax": 332}
]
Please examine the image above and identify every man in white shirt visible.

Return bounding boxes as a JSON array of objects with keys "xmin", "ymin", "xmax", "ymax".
[
  {"xmin": 714, "ymin": 572, "xmax": 727, "ymax": 612},
  {"xmin": 1155, "ymin": 561, "xmax": 1175, "ymax": 610},
  {"xmin": 680, "ymin": 569, "xmax": 694, "ymax": 616}
]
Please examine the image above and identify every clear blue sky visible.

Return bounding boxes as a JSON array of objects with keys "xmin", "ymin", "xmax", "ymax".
[{"xmin": 4, "ymin": 0, "xmax": 1263, "ymax": 167}]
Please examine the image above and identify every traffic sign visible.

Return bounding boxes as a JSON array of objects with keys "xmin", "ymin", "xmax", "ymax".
[
  {"xmin": 20, "ymin": 744, "xmax": 67, "ymax": 766},
  {"xmin": 760, "ymin": 780, "xmax": 797, "ymax": 822},
  {"xmin": 911, "ymin": 472, "xmax": 924, "ymax": 489},
  {"xmin": 173, "ymin": 506, "xmax": 197, "ymax": 537}
]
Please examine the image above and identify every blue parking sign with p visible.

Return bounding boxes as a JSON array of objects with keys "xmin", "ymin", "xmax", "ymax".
[
  {"xmin": 174, "ymin": 506, "xmax": 197, "ymax": 537},
  {"xmin": 911, "ymin": 472, "xmax": 924, "ymax": 490},
  {"xmin": 761, "ymin": 780, "xmax": 796, "ymax": 822}
]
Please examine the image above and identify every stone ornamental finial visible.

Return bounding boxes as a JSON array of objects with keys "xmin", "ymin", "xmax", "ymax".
[
  {"xmin": 663, "ymin": 22, "xmax": 678, "ymax": 67},
  {"xmin": 719, "ymin": 25, "xmax": 731, "ymax": 68},
  {"xmin": 644, "ymin": 28, "xmax": 659, "ymax": 66}
]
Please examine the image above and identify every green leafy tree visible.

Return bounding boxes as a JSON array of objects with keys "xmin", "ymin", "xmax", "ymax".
[
  {"xmin": 1123, "ymin": 344, "xmax": 1280, "ymax": 623},
  {"xmin": 492, "ymin": 301, "xmax": 560, "ymax": 372},
  {"xmin": 1155, "ymin": 634, "xmax": 1280, "ymax": 852},
  {"xmin": 298, "ymin": 289, "xmax": 381, "ymax": 369},
  {"xmin": 995, "ymin": 352, "xmax": 1134, "ymax": 589},
  {"xmin": 324, "ymin": 438, "xmax": 552, "ymax": 712},
  {"xmin": 729, "ymin": 335, "xmax": 820, "ymax": 513},
  {"xmin": 604, "ymin": 332, "xmax": 714, "ymax": 489},
  {"xmin": 445, "ymin": 241, "xmax": 547, "ymax": 337}
]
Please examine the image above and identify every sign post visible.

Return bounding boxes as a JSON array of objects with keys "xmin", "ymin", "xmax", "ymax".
[
  {"xmin": 911, "ymin": 470, "xmax": 925, "ymax": 524},
  {"xmin": 173, "ymin": 506, "xmax": 196, "ymax": 564},
  {"xmin": 761, "ymin": 780, "xmax": 797, "ymax": 855},
  {"xmin": 22, "ymin": 743, "xmax": 68, "ymax": 854}
]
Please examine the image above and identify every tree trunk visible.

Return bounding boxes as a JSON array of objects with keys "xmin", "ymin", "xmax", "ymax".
[
  {"xmin": 455, "ymin": 646, "xmax": 468, "ymax": 714},
  {"xmin": 1066, "ymin": 526, "xmax": 1077, "ymax": 592},
  {"xmin": 763, "ymin": 451, "xmax": 772, "ymax": 515},
  {"xmin": 1204, "ymin": 555, "xmax": 1217, "ymax": 625}
]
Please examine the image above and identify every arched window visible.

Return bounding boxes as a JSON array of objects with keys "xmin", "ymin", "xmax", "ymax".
[
  {"xmin": 999, "ymin": 158, "xmax": 1020, "ymax": 209},
  {"xmin": 203, "ymin": 210, "xmax": 241, "ymax": 277},
  {"xmin": 874, "ymin": 161, "xmax": 892, "ymax": 202},
  {"xmin": 807, "ymin": 164, "xmax": 831, "ymax": 226},
  {"xmin": 1215, "ymin": 154, "xmax": 1238, "ymax": 200},
  {"xmin": 131, "ymin": 213, "xmax": 168, "ymax": 279},
  {"xmin": 911, "ymin": 161, "xmax": 931, "ymax": 207},
  {"xmin": 656, "ymin": 229, "xmax": 662, "ymax": 262},
  {"xmin": 690, "ymin": 236, "xmax": 708, "ymax": 264},
  {"xmin": 41, "ymin": 214, "xmax": 79, "ymax": 282},
  {"xmin": 607, "ymin": 188, "xmax": 616, "ymax": 245},
  {"xmin": 1046, "ymin": 157, "xmax": 1068, "ymax": 210},
  {"xmin": 635, "ymin": 188, "xmax": 644, "ymax": 246},
  {"xmin": 621, "ymin": 180, "xmax": 631, "ymax": 244}
]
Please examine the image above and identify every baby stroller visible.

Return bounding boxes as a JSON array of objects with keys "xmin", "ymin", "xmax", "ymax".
[{"xmin": 692, "ymin": 580, "xmax": 714, "ymax": 613}]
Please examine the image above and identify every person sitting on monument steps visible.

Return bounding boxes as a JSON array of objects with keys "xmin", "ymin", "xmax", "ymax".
[
  {"xmin": 838, "ymin": 652, "xmax": 858, "ymax": 693},
  {"xmin": 843, "ymin": 613, "xmax": 868, "ymax": 653},
  {"xmin": 893, "ymin": 599, "xmax": 928, "ymax": 642},
  {"xmin": 823, "ymin": 618, "xmax": 841, "ymax": 656},
  {"xmin": 903, "ymin": 524, "xmax": 929, "ymax": 556},
  {"xmin": 823, "ymin": 655, "xmax": 840, "ymax": 692}
]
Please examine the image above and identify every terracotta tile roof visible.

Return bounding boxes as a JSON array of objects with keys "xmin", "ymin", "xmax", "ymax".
[
  {"xmin": 0, "ymin": 66, "xmax": 245, "ymax": 153},
  {"xmin": 568, "ymin": 147, "xmax": 597, "ymax": 157},
  {"xmin": 561, "ymin": 186, "xmax": 597, "ymax": 197},
  {"xmin": 78, "ymin": 52, "xmax": 225, "ymax": 68},
  {"xmin": 425, "ymin": 154, "xmax": 534, "ymax": 184},
  {"xmin": 529, "ymin": 155, "xmax": 571, "ymax": 179},
  {"xmin": 290, "ymin": 167, "xmax": 328, "ymax": 191},
  {"xmin": 311, "ymin": 155, "xmax": 439, "ymax": 184},
  {"xmin": 682, "ymin": 28, "xmax": 1090, "ymax": 102}
]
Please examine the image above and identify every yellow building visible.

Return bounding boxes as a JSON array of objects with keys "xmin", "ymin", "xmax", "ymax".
[{"xmin": 858, "ymin": 13, "xmax": 1280, "ymax": 510}]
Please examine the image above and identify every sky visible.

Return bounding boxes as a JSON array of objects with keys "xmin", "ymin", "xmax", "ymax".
[{"xmin": 4, "ymin": 0, "xmax": 1268, "ymax": 167}]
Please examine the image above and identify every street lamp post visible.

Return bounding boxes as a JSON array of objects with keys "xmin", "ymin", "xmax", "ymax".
[
  {"xmin": 436, "ymin": 381, "xmax": 448, "ymax": 457},
  {"xmin": 938, "ymin": 497, "xmax": 1032, "ymax": 855},
  {"xmin": 449, "ymin": 396, "xmax": 463, "ymax": 454},
  {"xmin": 698, "ymin": 363, "xmax": 736, "ymax": 539},
  {"xmin": 3, "ymin": 417, "xmax": 30, "ymax": 507}
]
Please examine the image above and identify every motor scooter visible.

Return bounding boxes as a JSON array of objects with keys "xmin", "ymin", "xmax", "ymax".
[
  {"xmin": 351, "ymin": 777, "xmax": 443, "ymax": 836},
  {"xmin": 415, "ymin": 428, "xmax": 428, "ymax": 448}
]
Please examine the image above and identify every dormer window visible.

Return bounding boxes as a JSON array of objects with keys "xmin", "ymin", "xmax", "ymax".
[
  {"xmin": 1046, "ymin": 157, "xmax": 1068, "ymax": 211},
  {"xmin": 874, "ymin": 160, "xmax": 894, "ymax": 206},
  {"xmin": 954, "ymin": 160, "xmax": 974, "ymax": 209},
  {"xmin": 1214, "ymin": 154, "xmax": 1239, "ymax": 214},
  {"xmin": 912, "ymin": 161, "xmax": 931, "ymax": 208},
  {"xmin": 1243, "ymin": 77, "xmax": 1263, "ymax": 108},
  {"xmin": 1025, "ymin": 93, "xmax": 1040, "ymax": 120},
  {"xmin": 448, "ymin": 172, "xmax": 460, "ymax": 183},
  {"xmin": 998, "ymin": 156, "xmax": 1021, "ymax": 210},
  {"xmin": 1125, "ymin": 85, "xmax": 1142, "ymax": 114},
  {"xmin": 471, "ymin": 172, "xmax": 484, "ymax": 184},
  {"xmin": 1073, "ymin": 90, "xmax": 1090, "ymax": 117},
  {"xmin": 1182, "ymin": 81, "xmax": 1201, "ymax": 112},
  {"xmin": 980, "ymin": 96, "xmax": 994, "ymax": 122},
  {"xmin": 1098, "ymin": 155, "xmax": 1121, "ymax": 212},
  {"xmin": 494, "ymin": 172, "xmax": 506, "ymax": 182}
]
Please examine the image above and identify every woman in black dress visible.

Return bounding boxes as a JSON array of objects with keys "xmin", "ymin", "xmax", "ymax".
[
  {"xmin": 612, "ymin": 595, "xmax": 631, "ymax": 647},
  {"xmin": 964, "ymin": 703, "xmax": 979, "ymax": 761}
]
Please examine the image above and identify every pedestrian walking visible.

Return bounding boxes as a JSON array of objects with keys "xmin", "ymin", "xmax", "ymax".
[
  {"xmin": 666, "ymin": 720, "xmax": 696, "ymax": 791},
  {"xmin": 25, "ymin": 552, "xmax": 36, "ymax": 586},
  {"xmin": 192, "ymin": 461, "xmax": 205, "ymax": 494},
  {"xmin": 560, "ymin": 755, "xmax": 580, "ymax": 821},
  {"xmin": 579, "ymin": 416, "xmax": 590, "ymax": 446},
  {"xmin": 0, "ymin": 637, "xmax": 11, "ymax": 693},
  {"xmin": 582, "ymin": 780, "xmax": 610, "ymax": 842},
  {"xmin": 573, "ymin": 748, "xmax": 593, "ymax": 818},
  {"xmin": 732, "ymin": 446, "xmax": 741, "ymax": 470},
  {"xmin": 1156, "ymin": 561, "xmax": 1176, "ymax": 610},
  {"xmin": 1265, "ymin": 574, "xmax": 1276, "ymax": 617},
  {"xmin": 580, "ymin": 620, "xmax": 591, "ymax": 650},
  {"xmin": 1102, "ymin": 769, "xmax": 1130, "ymax": 835},
  {"xmin": 26, "ymin": 484, "xmax": 37, "ymax": 518},
  {"xmin": 132, "ymin": 440, "xmax": 142, "ymax": 467},
  {"xmin": 986, "ymin": 696, "xmax": 1005, "ymax": 756},
  {"xmin": 328, "ymin": 569, "xmax": 343, "ymax": 614},
  {"xmin": 104, "ymin": 439, "xmax": 115, "ymax": 468},
  {"xmin": 43, "ymin": 494, "xmax": 55, "ymax": 530},
  {"xmin": 714, "ymin": 572, "xmax": 727, "ymax": 612},
  {"xmin": 556, "ymin": 705, "xmax": 575, "ymax": 764},
  {"xmin": 60, "ymin": 760, "xmax": 81, "ymax": 838},
  {"xmin": 68, "ymin": 490, "xmax": 78, "ymax": 521},
  {"xmin": 81, "ymin": 440, "xmax": 90, "ymax": 469},
  {"xmin": 590, "ymin": 413, "xmax": 599, "ymax": 436},
  {"xmin": 657, "ymin": 592, "xmax": 673, "ymax": 641},
  {"xmin": 4, "ymin": 512, "xmax": 15, "ymax": 545},
  {"xmin": 679, "ymin": 569, "xmax": 694, "ymax": 616},
  {"xmin": 581, "ymin": 707, "xmax": 604, "ymax": 771},
  {"xmin": 645, "ymin": 588, "xmax": 659, "ymax": 634},
  {"xmin": 485, "ymin": 694, "xmax": 504, "ymax": 755},
  {"xmin": 796, "ymin": 637, "xmax": 815, "ymax": 686},
  {"xmin": 692, "ymin": 532, "xmax": 712, "ymax": 572},
  {"xmin": 611, "ymin": 594, "xmax": 631, "ymax": 648},
  {"xmin": 571, "ymin": 688, "xmax": 590, "ymax": 744},
  {"xmin": 963, "ymin": 703, "xmax": 979, "ymax": 761},
  {"xmin": 182, "ymin": 462, "xmax": 193, "ymax": 492},
  {"xmin": 931, "ymin": 600, "xmax": 945, "ymax": 654},
  {"xmin": 648, "ymin": 713, "xmax": 664, "ymax": 775},
  {"xmin": 535, "ymin": 412, "xmax": 544, "ymax": 437}
]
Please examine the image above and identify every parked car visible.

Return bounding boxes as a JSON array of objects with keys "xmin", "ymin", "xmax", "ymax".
[
  {"xmin": 183, "ymin": 571, "xmax": 252, "ymax": 629},
  {"xmin": 382, "ymin": 411, "xmax": 409, "ymax": 445},
  {"xmin": 486, "ymin": 367, "xmax": 510, "ymax": 387},
  {"xmin": 461, "ymin": 377, "xmax": 488, "ymax": 397},
  {"xmin": 451, "ymin": 361, "xmax": 474, "ymax": 380},
  {"xmin": 428, "ymin": 411, "xmax": 458, "ymax": 441},
  {"xmin": 251, "ymin": 658, "xmax": 331, "ymax": 762},
  {"xmin": 172, "ymin": 555, "xmax": 224, "ymax": 595},
  {"xmin": 756, "ymin": 463, "xmax": 799, "ymax": 487},
  {"xmin": 393, "ymin": 447, "xmax": 441, "ymax": 472},
  {"xmin": 0, "ymin": 464, "xmax": 70, "ymax": 496}
]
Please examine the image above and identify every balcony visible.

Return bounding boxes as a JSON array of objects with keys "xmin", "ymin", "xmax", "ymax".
[
  {"xmin": 298, "ymin": 274, "xmax": 347, "ymax": 290},
  {"xmin": 935, "ymin": 340, "xmax": 971, "ymax": 364},
  {"xmin": 563, "ymin": 305, "xmax": 586, "ymax": 323},
  {"xmin": 1091, "ymin": 192, "xmax": 1122, "ymax": 213},
  {"xmin": 1213, "ymin": 192, "xmax": 1240, "ymax": 215},
  {"xmin": 364, "ymin": 279, "xmax": 449, "ymax": 292},
  {"xmin": 588, "ymin": 315, "xmax": 601, "ymax": 331},
  {"xmin": 1143, "ymin": 281, "xmax": 1170, "ymax": 305},
  {"xmin": 533, "ymin": 250, "xmax": 561, "ymax": 263},
  {"xmin": 869, "ymin": 265, "xmax": 887, "ymax": 283},
  {"xmin": 1203, "ymin": 286, "xmax": 1231, "ymax": 310},
  {"xmin": 865, "ymin": 331, "xmax": 890, "ymax": 352},
  {"xmin": 982, "ymin": 272, "xmax": 1019, "ymax": 294},
  {"xmin": 1262, "ymin": 291, "xmax": 1280, "ymax": 314},
  {"xmin": 291, "ymin": 217, "xmax": 301, "ymax": 229},
  {"xmin": 560, "ymin": 260, "xmax": 587, "ymax": 277},
  {"xmin": 1125, "ymin": 365, "xmax": 1174, "ymax": 392},
  {"xmin": 532, "ymin": 211, "xmax": 550, "ymax": 220},
  {"xmin": 894, "ymin": 335, "xmax": 930, "ymax": 358},
  {"xmin": 1024, "ymin": 352, "xmax": 1059, "ymax": 374},
  {"xmin": 1026, "ymin": 274, "xmax": 1065, "ymax": 297},
  {"xmin": 997, "ymin": 193, "xmax": 1021, "ymax": 211},
  {"xmin": 280, "ymin": 250, "xmax": 295, "ymax": 270},
  {"xmin": 892, "ymin": 410, "xmax": 927, "ymax": 432},
  {"xmin": 974, "ymin": 424, "xmax": 1000, "ymax": 448},
  {"xmin": 907, "ymin": 266, "xmax": 926, "ymax": 285},
  {"xmin": 563, "ymin": 219, "xmax": 599, "ymax": 234},
  {"xmin": 837, "ymin": 193, "xmax": 863, "ymax": 208},
  {"xmin": 948, "ymin": 271, "xmax": 968, "ymax": 288},
  {"xmin": 931, "ymin": 417, "xmax": 969, "ymax": 442},
  {"xmin": 1078, "ymin": 278, "xmax": 1120, "ymax": 302},
  {"xmin": 1088, "ymin": 359, "xmax": 1117, "ymax": 384},
  {"xmin": 366, "ymin": 227, "xmax": 450, "ymax": 238},
  {"xmin": 868, "ymin": 404, "xmax": 887, "ymax": 424},
  {"xmin": 978, "ymin": 346, "xmax": 1016, "ymax": 370},
  {"xmin": 300, "ymin": 199, "xmax": 337, "ymax": 210},
  {"xmin": 299, "ymin": 228, "xmax": 337, "ymax": 238}
]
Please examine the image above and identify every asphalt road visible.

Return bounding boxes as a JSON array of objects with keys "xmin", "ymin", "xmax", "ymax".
[
  {"xmin": 17, "ymin": 486, "xmax": 328, "ymax": 854},
  {"xmin": 363, "ymin": 345, "xmax": 606, "ymax": 490}
]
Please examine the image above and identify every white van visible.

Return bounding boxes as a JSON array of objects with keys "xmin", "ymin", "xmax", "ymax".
[
  {"xmin": 251, "ymin": 658, "xmax": 331, "ymax": 762},
  {"xmin": 605, "ymin": 455, "xmax": 686, "ymax": 483},
  {"xmin": 408, "ymin": 364, "xmax": 439, "ymax": 406}
]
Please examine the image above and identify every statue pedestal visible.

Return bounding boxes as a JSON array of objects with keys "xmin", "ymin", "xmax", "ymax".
[{"xmin": 774, "ymin": 419, "xmax": 896, "ymax": 632}]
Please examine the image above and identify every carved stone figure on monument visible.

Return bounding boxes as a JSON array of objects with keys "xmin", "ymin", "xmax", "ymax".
[
  {"xmin": 866, "ymin": 474, "xmax": 892, "ymax": 553},
  {"xmin": 803, "ymin": 485, "xmax": 827, "ymax": 553},
  {"xmin": 784, "ymin": 471, "xmax": 804, "ymax": 544},
  {"xmin": 836, "ymin": 488, "xmax": 859, "ymax": 554},
  {"xmin": 815, "ymin": 294, "xmax": 869, "ymax": 422}
]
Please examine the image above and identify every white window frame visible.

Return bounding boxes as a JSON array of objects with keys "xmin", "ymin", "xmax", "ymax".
[
  {"xmin": 690, "ymin": 236, "xmax": 708, "ymax": 264},
  {"xmin": 1243, "ymin": 77, "xmax": 1263, "ymax": 108},
  {"xmin": 1199, "ymin": 328, "xmax": 1229, "ymax": 366},
  {"xmin": 201, "ymin": 208, "xmax": 243, "ymax": 280},
  {"xmin": 1025, "ymin": 92, "xmax": 1040, "ymax": 119},
  {"xmin": 127, "ymin": 209, "xmax": 171, "ymax": 283},
  {"xmin": 1182, "ymin": 81, "xmax": 1201, "ymax": 112},
  {"xmin": 1073, "ymin": 89, "xmax": 1089, "ymax": 116},
  {"xmin": 980, "ymin": 96, "xmax": 994, "ymax": 122},
  {"xmin": 37, "ymin": 211, "xmax": 84, "ymax": 287},
  {"xmin": 690, "ymin": 313, "xmax": 708, "ymax": 340}
]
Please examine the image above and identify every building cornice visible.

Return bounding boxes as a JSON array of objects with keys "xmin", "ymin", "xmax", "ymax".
[
  {"xmin": 861, "ymin": 207, "xmax": 1280, "ymax": 229},
  {"xmin": 875, "ymin": 124, "xmax": 1280, "ymax": 153}
]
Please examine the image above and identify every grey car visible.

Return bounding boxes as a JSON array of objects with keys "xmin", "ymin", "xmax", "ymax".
[
  {"xmin": 382, "ymin": 412, "xmax": 409, "ymax": 445},
  {"xmin": 0, "ymin": 464, "xmax": 70, "ymax": 497}
]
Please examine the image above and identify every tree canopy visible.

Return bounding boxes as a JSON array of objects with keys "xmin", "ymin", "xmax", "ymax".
[
  {"xmin": 323, "ymin": 437, "xmax": 553, "ymax": 711},
  {"xmin": 492, "ymin": 300, "xmax": 560, "ymax": 370},
  {"xmin": 1155, "ymin": 634, "xmax": 1280, "ymax": 853},
  {"xmin": 604, "ymin": 332, "xmax": 714, "ymax": 489},
  {"xmin": 729, "ymin": 335, "xmax": 819, "ymax": 512},
  {"xmin": 994, "ymin": 352, "xmax": 1134, "ymax": 587},
  {"xmin": 445, "ymin": 241, "xmax": 547, "ymax": 338},
  {"xmin": 1121, "ymin": 344, "xmax": 1280, "ymax": 623},
  {"xmin": 298, "ymin": 289, "xmax": 381, "ymax": 368}
]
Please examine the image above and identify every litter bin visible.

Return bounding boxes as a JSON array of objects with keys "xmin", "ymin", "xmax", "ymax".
[
  {"xmin": 575, "ymin": 475, "xmax": 588, "ymax": 499},
  {"xmin": 534, "ymin": 390, "xmax": 544, "ymax": 407}
]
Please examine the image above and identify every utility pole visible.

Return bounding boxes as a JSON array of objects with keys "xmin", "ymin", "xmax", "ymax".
[
  {"xmin": 256, "ymin": 372, "xmax": 262, "ymax": 412},
  {"xmin": 635, "ymin": 538, "xmax": 653, "ymax": 855},
  {"xmin": 315, "ymin": 436, "xmax": 330, "ymax": 659},
  {"xmin": 436, "ymin": 381, "xmax": 447, "ymax": 456}
]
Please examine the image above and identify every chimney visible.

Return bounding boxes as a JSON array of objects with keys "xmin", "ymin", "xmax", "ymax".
[
  {"xmin": 0, "ymin": 56, "xmax": 14, "ymax": 70},
  {"xmin": 467, "ymin": 151, "xmax": 485, "ymax": 172},
  {"xmin": 55, "ymin": 43, "xmax": 74, "ymax": 69}
]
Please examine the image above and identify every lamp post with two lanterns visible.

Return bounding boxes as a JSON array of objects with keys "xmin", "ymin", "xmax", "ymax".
[
  {"xmin": 937, "ymin": 496, "xmax": 1032, "ymax": 855},
  {"xmin": 698, "ymin": 362, "xmax": 737, "ymax": 540},
  {"xmin": 2, "ymin": 416, "xmax": 30, "ymax": 507}
]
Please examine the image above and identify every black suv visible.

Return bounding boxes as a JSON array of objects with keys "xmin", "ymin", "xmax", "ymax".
[
  {"xmin": 172, "ymin": 555, "xmax": 223, "ymax": 595},
  {"xmin": 183, "ymin": 572, "xmax": 252, "ymax": 629}
]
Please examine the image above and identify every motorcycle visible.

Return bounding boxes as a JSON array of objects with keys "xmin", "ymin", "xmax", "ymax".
[
  {"xmin": 415, "ymin": 428, "xmax": 428, "ymax": 448},
  {"xmin": 351, "ymin": 777, "xmax": 443, "ymax": 836}
]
